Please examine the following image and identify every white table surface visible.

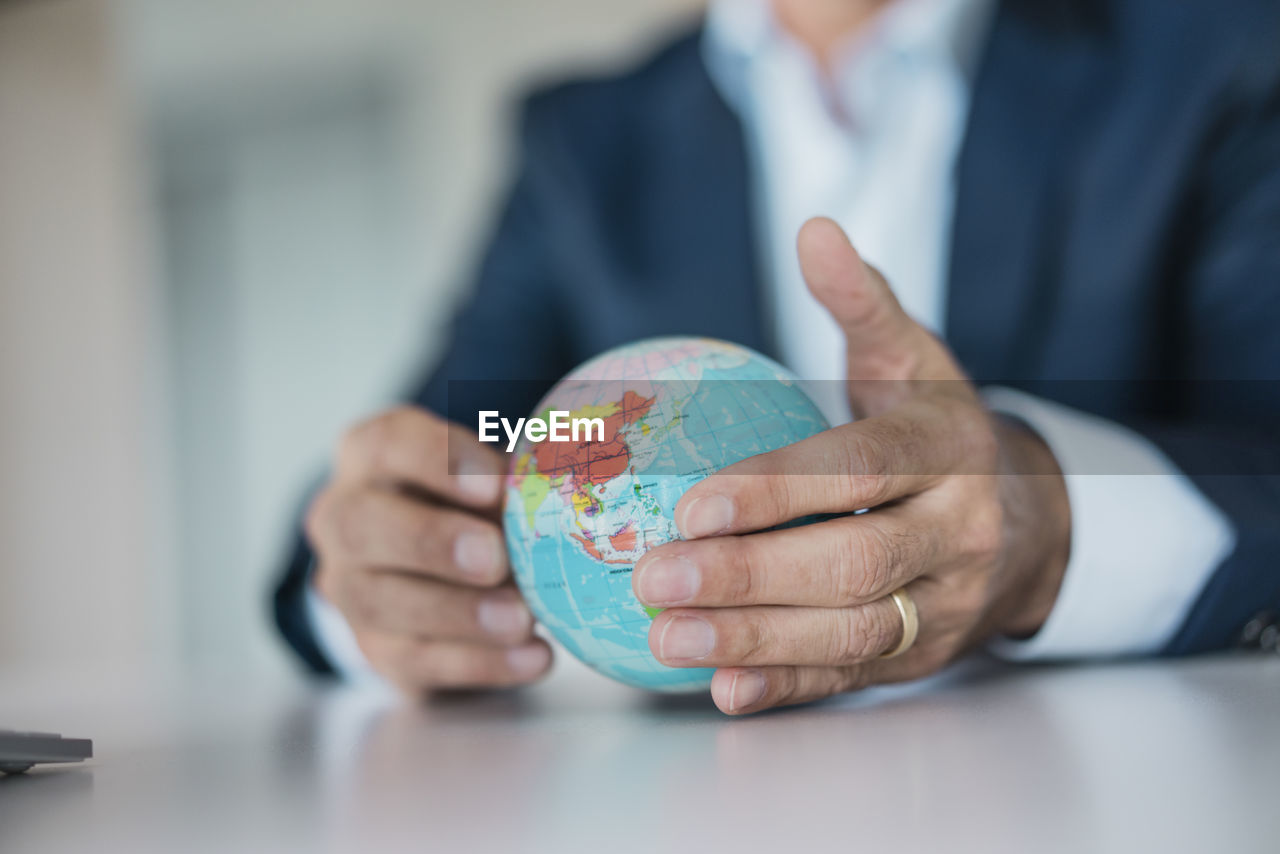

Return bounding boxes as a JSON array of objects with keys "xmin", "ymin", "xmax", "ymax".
[{"xmin": 2, "ymin": 653, "xmax": 1277, "ymax": 854}]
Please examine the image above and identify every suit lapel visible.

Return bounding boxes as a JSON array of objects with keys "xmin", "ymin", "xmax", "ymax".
[
  {"xmin": 647, "ymin": 35, "xmax": 772, "ymax": 359},
  {"xmin": 947, "ymin": 0, "xmax": 1107, "ymax": 382}
]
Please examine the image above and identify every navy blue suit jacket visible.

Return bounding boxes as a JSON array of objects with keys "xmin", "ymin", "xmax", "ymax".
[{"xmin": 276, "ymin": 0, "xmax": 1280, "ymax": 674}]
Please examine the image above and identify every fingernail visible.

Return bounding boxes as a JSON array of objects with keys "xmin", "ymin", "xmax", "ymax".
[
  {"xmin": 478, "ymin": 597, "xmax": 531, "ymax": 637},
  {"xmin": 680, "ymin": 494, "xmax": 734, "ymax": 538},
  {"xmin": 456, "ymin": 458, "xmax": 502, "ymax": 503},
  {"xmin": 454, "ymin": 531, "xmax": 502, "ymax": 580},
  {"xmin": 729, "ymin": 669, "xmax": 767, "ymax": 712},
  {"xmin": 659, "ymin": 615, "xmax": 715, "ymax": 661},
  {"xmin": 507, "ymin": 643, "xmax": 550, "ymax": 677},
  {"xmin": 635, "ymin": 556, "xmax": 700, "ymax": 606}
]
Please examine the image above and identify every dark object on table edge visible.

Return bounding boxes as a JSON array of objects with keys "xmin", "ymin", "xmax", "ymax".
[{"xmin": 0, "ymin": 730, "xmax": 93, "ymax": 775}]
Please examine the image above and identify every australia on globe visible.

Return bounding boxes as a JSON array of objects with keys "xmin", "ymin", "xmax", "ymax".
[{"xmin": 502, "ymin": 337, "xmax": 830, "ymax": 692}]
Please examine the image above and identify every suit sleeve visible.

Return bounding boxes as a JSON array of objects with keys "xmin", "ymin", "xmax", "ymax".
[
  {"xmin": 983, "ymin": 388, "xmax": 1236, "ymax": 660},
  {"xmin": 272, "ymin": 97, "xmax": 575, "ymax": 674},
  {"xmin": 1140, "ymin": 50, "xmax": 1280, "ymax": 655}
]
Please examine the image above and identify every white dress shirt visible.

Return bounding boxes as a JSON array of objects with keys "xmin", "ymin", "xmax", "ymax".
[{"xmin": 308, "ymin": 0, "xmax": 1238, "ymax": 677}]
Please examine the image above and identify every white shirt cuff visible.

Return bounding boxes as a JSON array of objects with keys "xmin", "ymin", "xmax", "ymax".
[
  {"xmin": 982, "ymin": 387, "xmax": 1236, "ymax": 660},
  {"xmin": 304, "ymin": 573, "xmax": 385, "ymax": 685}
]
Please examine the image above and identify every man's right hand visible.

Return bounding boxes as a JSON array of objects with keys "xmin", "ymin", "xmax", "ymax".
[{"xmin": 305, "ymin": 406, "xmax": 552, "ymax": 695}]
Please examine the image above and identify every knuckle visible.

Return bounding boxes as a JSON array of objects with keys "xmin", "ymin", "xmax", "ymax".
[
  {"xmin": 724, "ymin": 538, "xmax": 761, "ymax": 604},
  {"xmin": 852, "ymin": 472, "xmax": 891, "ymax": 509},
  {"xmin": 884, "ymin": 411, "xmax": 929, "ymax": 476},
  {"xmin": 827, "ymin": 615, "xmax": 859, "ymax": 664},
  {"xmin": 412, "ymin": 509, "xmax": 445, "ymax": 564},
  {"xmin": 826, "ymin": 528, "xmax": 868, "ymax": 606},
  {"xmin": 404, "ymin": 505, "xmax": 455, "ymax": 571},
  {"xmin": 338, "ymin": 406, "xmax": 426, "ymax": 477},
  {"xmin": 387, "ymin": 579, "xmax": 429, "ymax": 630},
  {"xmin": 773, "ymin": 479, "xmax": 802, "ymax": 524},
  {"xmin": 736, "ymin": 613, "xmax": 770, "ymax": 663},
  {"xmin": 820, "ymin": 667, "xmax": 852, "ymax": 700},
  {"xmin": 867, "ymin": 603, "xmax": 903, "ymax": 659},
  {"xmin": 837, "ymin": 664, "xmax": 873, "ymax": 694},
  {"xmin": 846, "ymin": 523, "xmax": 898, "ymax": 601},
  {"xmin": 740, "ymin": 469, "xmax": 790, "ymax": 525},
  {"xmin": 833, "ymin": 607, "xmax": 893, "ymax": 664},
  {"xmin": 308, "ymin": 487, "xmax": 370, "ymax": 558},
  {"xmin": 844, "ymin": 287, "xmax": 881, "ymax": 327},
  {"xmin": 729, "ymin": 455, "xmax": 797, "ymax": 523},
  {"xmin": 841, "ymin": 430, "xmax": 884, "ymax": 477},
  {"xmin": 837, "ymin": 435, "xmax": 892, "ymax": 508},
  {"xmin": 769, "ymin": 467, "xmax": 813, "ymax": 519},
  {"xmin": 345, "ymin": 574, "xmax": 384, "ymax": 628},
  {"xmin": 331, "ymin": 491, "xmax": 370, "ymax": 556},
  {"xmin": 869, "ymin": 347, "xmax": 922, "ymax": 384}
]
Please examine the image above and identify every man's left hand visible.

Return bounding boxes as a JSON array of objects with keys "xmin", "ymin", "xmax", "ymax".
[{"xmin": 632, "ymin": 218, "xmax": 1072, "ymax": 714}]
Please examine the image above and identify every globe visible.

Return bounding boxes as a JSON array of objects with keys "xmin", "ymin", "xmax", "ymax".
[{"xmin": 503, "ymin": 337, "xmax": 831, "ymax": 692}]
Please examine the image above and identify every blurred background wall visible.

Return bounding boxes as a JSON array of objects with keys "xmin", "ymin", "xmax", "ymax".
[{"xmin": 0, "ymin": 0, "xmax": 703, "ymax": 677}]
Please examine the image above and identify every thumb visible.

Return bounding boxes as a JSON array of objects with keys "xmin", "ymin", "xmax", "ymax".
[
  {"xmin": 798, "ymin": 217, "xmax": 921, "ymax": 382},
  {"xmin": 798, "ymin": 218, "xmax": 967, "ymax": 415}
]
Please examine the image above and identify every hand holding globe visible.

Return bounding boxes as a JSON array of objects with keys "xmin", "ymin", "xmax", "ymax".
[
  {"xmin": 507, "ymin": 219, "xmax": 1069, "ymax": 714},
  {"xmin": 307, "ymin": 219, "xmax": 1069, "ymax": 714}
]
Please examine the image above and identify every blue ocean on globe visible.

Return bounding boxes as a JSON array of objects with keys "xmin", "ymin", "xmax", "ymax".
[{"xmin": 503, "ymin": 337, "xmax": 830, "ymax": 692}]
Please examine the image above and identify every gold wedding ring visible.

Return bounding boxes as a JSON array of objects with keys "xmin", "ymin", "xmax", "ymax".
[{"xmin": 879, "ymin": 587, "xmax": 920, "ymax": 659}]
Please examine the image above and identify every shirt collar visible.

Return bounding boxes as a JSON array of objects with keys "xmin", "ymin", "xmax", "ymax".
[{"xmin": 703, "ymin": 0, "xmax": 997, "ymax": 115}]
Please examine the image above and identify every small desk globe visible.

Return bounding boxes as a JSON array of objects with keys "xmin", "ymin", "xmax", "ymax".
[{"xmin": 503, "ymin": 337, "xmax": 830, "ymax": 692}]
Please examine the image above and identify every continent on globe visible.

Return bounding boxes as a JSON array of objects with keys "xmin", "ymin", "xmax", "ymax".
[{"xmin": 502, "ymin": 337, "xmax": 830, "ymax": 693}]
